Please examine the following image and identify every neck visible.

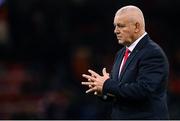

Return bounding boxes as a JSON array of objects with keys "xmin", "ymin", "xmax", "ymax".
[{"xmin": 135, "ymin": 30, "xmax": 145, "ymax": 40}]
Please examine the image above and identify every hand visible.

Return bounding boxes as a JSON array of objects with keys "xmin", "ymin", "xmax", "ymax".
[{"xmin": 81, "ymin": 68, "xmax": 110, "ymax": 96}]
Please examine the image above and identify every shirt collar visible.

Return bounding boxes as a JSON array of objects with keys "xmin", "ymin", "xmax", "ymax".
[{"xmin": 126, "ymin": 32, "xmax": 147, "ymax": 52}]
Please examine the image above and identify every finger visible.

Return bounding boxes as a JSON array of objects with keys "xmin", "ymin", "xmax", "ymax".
[
  {"xmin": 88, "ymin": 70, "xmax": 100, "ymax": 78},
  {"xmin": 82, "ymin": 74, "xmax": 96, "ymax": 81},
  {"xmin": 81, "ymin": 82, "xmax": 95, "ymax": 86},
  {"xmin": 94, "ymin": 91, "xmax": 97, "ymax": 95},
  {"xmin": 88, "ymin": 78, "xmax": 92, "ymax": 82},
  {"xmin": 102, "ymin": 68, "xmax": 110, "ymax": 78},
  {"xmin": 102, "ymin": 68, "xmax": 107, "ymax": 76},
  {"xmin": 86, "ymin": 86, "xmax": 97, "ymax": 93},
  {"xmin": 91, "ymin": 73, "xmax": 96, "ymax": 78},
  {"xmin": 89, "ymin": 85, "xmax": 93, "ymax": 88}
]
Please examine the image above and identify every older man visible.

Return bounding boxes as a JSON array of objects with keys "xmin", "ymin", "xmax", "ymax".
[{"xmin": 82, "ymin": 5, "xmax": 169, "ymax": 119}]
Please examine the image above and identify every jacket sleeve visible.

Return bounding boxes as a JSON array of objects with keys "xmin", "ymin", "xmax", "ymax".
[
  {"xmin": 99, "ymin": 50, "xmax": 122, "ymax": 101},
  {"xmin": 102, "ymin": 49, "xmax": 169, "ymax": 101}
]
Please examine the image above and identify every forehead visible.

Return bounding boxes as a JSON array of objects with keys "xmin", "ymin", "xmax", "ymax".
[{"xmin": 114, "ymin": 14, "xmax": 129, "ymax": 24}]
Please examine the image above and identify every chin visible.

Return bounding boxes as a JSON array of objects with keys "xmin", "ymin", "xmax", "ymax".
[{"xmin": 118, "ymin": 40, "xmax": 125, "ymax": 45}]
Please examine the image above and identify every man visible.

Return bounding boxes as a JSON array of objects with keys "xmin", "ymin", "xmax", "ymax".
[{"xmin": 81, "ymin": 5, "xmax": 169, "ymax": 119}]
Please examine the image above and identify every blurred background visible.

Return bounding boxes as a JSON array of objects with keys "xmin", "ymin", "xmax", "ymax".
[{"xmin": 0, "ymin": 0, "xmax": 180, "ymax": 119}]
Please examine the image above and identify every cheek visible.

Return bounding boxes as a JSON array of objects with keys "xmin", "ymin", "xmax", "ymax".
[{"xmin": 122, "ymin": 30, "xmax": 131, "ymax": 38}]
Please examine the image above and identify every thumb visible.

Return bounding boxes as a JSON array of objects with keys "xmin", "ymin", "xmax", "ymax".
[{"xmin": 102, "ymin": 68, "xmax": 107, "ymax": 76}]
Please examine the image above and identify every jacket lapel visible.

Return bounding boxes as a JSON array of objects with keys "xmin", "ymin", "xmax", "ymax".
[
  {"xmin": 118, "ymin": 34, "xmax": 150, "ymax": 81},
  {"xmin": 119, "ymin": 49, "xmax": 139, "ymax": 81},
  {"xmin": 113, "ymin": 48, "xmax": 125, "ymax": 81}
]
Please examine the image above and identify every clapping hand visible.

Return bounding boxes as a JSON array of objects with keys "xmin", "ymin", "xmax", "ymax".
[{"xmin": 81, "ymin": 68, "xmax": 110, "ymax": 96}]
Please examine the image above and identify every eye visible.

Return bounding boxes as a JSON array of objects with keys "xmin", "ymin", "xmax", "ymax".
[{"xmin": 115, "ymin": 23, "xmax": 126, "ymax": 28}]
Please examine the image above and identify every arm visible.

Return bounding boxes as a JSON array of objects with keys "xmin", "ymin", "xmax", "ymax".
[
  {"xmin": 103, "ymin": 49, "xmax": 169, "ymax": 101},
  {"xmin": 81, "ymin": 50, "xmax": 123, "ymax": 101}
]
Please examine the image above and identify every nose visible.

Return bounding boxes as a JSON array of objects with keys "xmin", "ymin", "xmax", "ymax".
[{"xmin": 114, "ymin": 26, "xmax": 119, "ymax": 34}]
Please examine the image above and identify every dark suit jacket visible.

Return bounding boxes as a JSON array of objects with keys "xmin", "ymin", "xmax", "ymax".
[{"xmin": 102, "ymin": 34, "xmax": 169, "ymax": 119}]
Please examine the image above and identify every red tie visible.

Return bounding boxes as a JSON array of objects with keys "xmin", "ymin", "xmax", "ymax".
[{"xmin": 121, "ymin": 48, "xmax": 131, "ymax": 71}]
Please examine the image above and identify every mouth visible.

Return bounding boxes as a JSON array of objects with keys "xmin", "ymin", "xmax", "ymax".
[{"xmin": 117, "ymin": 36, "xmax": 121, "ymax": 39}]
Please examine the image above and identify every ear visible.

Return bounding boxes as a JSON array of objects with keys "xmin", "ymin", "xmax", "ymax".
[{"xmin": 134, "ymin": 22, "xmax": 140, "ymax": 33}]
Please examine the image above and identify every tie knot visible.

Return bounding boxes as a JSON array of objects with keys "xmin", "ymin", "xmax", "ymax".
[{"xmin": 125, "ymin": 48, "xmax": 131, "ymax": 54}]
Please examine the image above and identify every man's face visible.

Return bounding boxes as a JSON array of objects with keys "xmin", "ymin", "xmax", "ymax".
[{"xmin": 114, "ymin": 14, "xmax": 136, "ymax": 46}]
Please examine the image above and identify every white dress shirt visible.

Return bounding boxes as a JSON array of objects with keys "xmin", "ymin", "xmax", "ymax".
[{"xmin": 118, "ymin": 32, "xmax": 147, "ymax": 76}]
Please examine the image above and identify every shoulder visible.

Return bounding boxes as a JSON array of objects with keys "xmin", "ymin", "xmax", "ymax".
[
  {"xmin": 144, "ymin": 39, "xmax": 167, "ymax": 58},
  {"xmin": 140, "ymin": 39, "xmax": 169, "ymax": 66}
]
